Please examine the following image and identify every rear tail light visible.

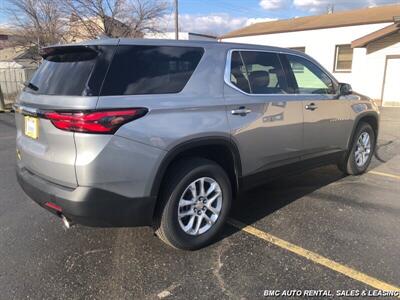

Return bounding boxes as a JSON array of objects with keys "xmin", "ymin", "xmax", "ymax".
[{"xmin": 44, "ymin": 108, "xmax": 147, "ymax": 133}]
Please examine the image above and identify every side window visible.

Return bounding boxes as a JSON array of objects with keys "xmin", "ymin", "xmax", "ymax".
[
  {"xmin": 101, "ymin": 45, "xmax": 204, "ymax": 95},
  {"xmin": 240, "ymin": 51, "xmax": 288, "ymax": 94},
  {"xmin": 230, "ymin": 51, "xmax": 251, "ymax": 93},
  {"xmin": 286, "ymin": 54, "xmax": 336, "ymax": 95}
]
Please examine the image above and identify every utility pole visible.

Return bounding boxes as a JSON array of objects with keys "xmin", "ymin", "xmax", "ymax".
[
  {"xmin": 327, "ymin": 0, "xmax": 334, "ymax": 14},
  {"xmin": 174, "ymin": 0, "xmax": 179, "ymax": 40}
]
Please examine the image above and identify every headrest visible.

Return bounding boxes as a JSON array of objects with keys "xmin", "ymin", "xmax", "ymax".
[
  {"xmin": 231, "ymin": 67, "xmax": 245, "ymax": 78},
  {"xmin": 249, "ymin": 71, "xmax": 270, "ymax": 88}
]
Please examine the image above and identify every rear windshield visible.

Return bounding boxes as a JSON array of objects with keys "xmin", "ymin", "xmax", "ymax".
[
  {"xmin": 27, "ymin": 46, "xmax": 114, "ymax": 96},
  {"xmin": 100, "ymin": 45, "xmax": 204, "ymax": 95}
]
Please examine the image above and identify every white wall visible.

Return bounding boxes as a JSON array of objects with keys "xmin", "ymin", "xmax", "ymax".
[
  {"xmin": 222, "ymin": 23, "xmax": 395, "ymax": 99},
  {"xmin": 144, "ymin": 32, "xmax": 190, "ymax": 40},
  {"xmin": 144, "ymin": 32, "xmax": 216, "ymax": 41},
  {"xmin": 352, "ymin": 37, "xmax": 400, "ymax": 100}
]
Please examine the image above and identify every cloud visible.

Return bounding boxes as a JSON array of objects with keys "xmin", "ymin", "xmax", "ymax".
[
  {"xmin": 292, "ymin": 0, "xmax": 399, "ymax": 13},
  {"xmin": 259, "ymin": 0, "xmax": 290, "ymax": 10},
  {"xmin": 258, "ymin": 0, "xmax": 399, "ymax": 13},
  {"xmin": 292, "ymin": 0, "xmax": 329, "ymax": 12},
  {"xmin": 245, "ymin": 17, "xmax": 278, "ymax": 26},
  {"xmin": 153, "ymin": 0, "xmax": 400, "ymax": 36},
  {"xmin": 160, "ymin": 14, "xmax": 276, "ymax": 36}
]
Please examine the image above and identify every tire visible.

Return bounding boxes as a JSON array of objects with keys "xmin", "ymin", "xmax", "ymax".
[
  {"xmin": 154, "ymin": 158, "xmax": 232, "ymax": 250},
  {"xmin": 338, "ymin": 122, "xmax": 375, "ymax": 175}
]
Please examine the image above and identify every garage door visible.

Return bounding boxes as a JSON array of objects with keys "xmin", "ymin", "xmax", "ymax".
[{"xmin": 382, "ymin": 57, "xmax": 400, "ymax": 107}]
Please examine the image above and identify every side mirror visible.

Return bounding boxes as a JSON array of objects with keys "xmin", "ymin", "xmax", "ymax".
[{"xmin": 339, "ymin": 83, "xmax": 352, "ymax": 96}]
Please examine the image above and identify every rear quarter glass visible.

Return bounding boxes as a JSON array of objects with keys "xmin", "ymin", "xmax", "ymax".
[{"xmin": 100, "ymin": 45, "xmax": 204, "ymax": 95}]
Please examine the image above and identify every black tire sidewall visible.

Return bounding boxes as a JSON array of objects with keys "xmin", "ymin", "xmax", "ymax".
[
  {"xmin": 161, "ymin": 162, "xmax": 232, "ymax": 250},
  {"xmin": 347, "ymin": 123, "xmax": 375, "ymax": 174}
]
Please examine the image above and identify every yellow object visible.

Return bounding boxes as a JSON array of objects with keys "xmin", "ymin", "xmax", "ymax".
[
  {"xmin": 369, "ymin": 170, "xmax": 400, "ymax": 181},
  {"xmin": 24, "ymin": 116, "xmax": 39, "ymax": 139},
  {"xmin": 228, "ymin": 218, "xmax": 400, "ymax": 296}
]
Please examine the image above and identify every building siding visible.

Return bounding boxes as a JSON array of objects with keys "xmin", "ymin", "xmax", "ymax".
[{"xmin": 352, "ymin": 33, "xmax": 400, "ymax": 100}]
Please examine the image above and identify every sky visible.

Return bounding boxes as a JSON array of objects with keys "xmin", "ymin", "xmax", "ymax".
[
  {"xmin": 1, "ymin": 0, "xmax": 400, "ymax": 35},
  {"xmin": 161, "ymin": 0, "xmax": 400, "ymax": 35}
]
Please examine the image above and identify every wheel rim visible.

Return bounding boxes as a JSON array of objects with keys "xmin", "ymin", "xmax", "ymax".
[
  {"xmin": 355, "ymin": 131, "xmax": 371, "ymax": 167},
  {"xmin": 177, "ymin": 177, "xmax": 223, "ymax": 236}
]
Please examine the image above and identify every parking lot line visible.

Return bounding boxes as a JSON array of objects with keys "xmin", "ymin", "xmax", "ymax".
[
  {"xmin": 228, "ymin": 218, "xmax": 400, "ymax": 295},
  {"xmin": 369, "ymin": 170, "xmax": 400, "ymax": 180}
]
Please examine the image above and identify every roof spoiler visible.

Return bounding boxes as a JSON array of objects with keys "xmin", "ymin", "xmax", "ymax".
[{"xmin": 40, "ymin": 45, "xmax": 99, "ymax": 59}]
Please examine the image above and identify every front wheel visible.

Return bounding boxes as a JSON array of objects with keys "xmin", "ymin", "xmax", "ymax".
[
  {"xmin": 338, "ymin": 122, "xmax": 375, "ymax": 175},
  {"xmin": 154, "ymin": 158, "xmax": 232, "ymax": 250}
]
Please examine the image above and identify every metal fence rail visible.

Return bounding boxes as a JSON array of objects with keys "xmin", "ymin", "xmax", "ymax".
[{"xmin": 0, "ymin": 66, "xmax": 37, "ymax": 107}]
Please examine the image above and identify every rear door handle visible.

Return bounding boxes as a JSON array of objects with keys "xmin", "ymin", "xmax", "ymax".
[
  {"xmin": 305, "ymin": 103, "xmax": 318, "ymax": 111},
  {"xmin": 231, "ymin": 106, "xmax": 251, "ymax": 116}
]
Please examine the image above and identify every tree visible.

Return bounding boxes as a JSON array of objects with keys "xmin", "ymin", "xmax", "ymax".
[
  {"xmin": 62, "ymin": 0, "xmax": 169, "ymax": 40},
  {"xmin": 128, "ymin": 0, "xmax": 170, "ymax": 38},
  {"xmin": 5, "ymin": 0, "xmax": 169, "ymax": 48},
  {"xmin": 5, "ymin": 0, "xmax": 69, "ymax": 51}
]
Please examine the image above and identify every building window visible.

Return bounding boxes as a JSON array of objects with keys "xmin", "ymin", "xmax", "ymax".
[
  {"xmin": 290, "ymin": 47, "xmax": 305, "ymax": 53},
  {"xmin": 334, "ymin": 44, "xmax": 353, "ymax": 72}
]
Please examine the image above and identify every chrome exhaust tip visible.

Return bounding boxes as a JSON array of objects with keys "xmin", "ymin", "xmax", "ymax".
[{"xmin": 61, "ymin": 215, "xmax": 74, "ymax": 229}]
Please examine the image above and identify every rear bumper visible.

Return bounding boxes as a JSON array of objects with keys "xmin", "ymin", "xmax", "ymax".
[{"xmin": 17, "ymin": 166, "xmax": 157, "ymax": 227}]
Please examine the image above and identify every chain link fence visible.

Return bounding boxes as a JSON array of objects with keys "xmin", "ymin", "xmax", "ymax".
[{"xmin": 0, "ymin": 66, "xmax": 37, "ymax": 110}]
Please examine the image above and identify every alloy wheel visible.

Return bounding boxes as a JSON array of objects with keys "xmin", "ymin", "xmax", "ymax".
[
  {"xmin": 355, "ymin": 131, "xmax": 371, "ymax": 167},
  {"xmin": 177, "ymin": 177, "xmax": 223, "ymax": 235}
]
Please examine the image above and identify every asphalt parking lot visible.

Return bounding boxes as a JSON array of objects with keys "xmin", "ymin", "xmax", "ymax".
[{"xmin": 0, "ymin": 108, "xmax": 399, "ymax": 299}]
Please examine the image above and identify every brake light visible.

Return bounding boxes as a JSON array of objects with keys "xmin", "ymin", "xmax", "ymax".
[{"xmin": 44, "ymin": 108, "xmax": 147, "ymax": 133}]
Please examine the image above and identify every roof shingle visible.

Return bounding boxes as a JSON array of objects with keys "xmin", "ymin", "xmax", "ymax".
[
  {"xmin": 351, "ymin": 22, "xmax": 400, "ymax": 47},
  {"xmin": 222, "ymin": 4, "xmax": 400, "ymax": 39}
]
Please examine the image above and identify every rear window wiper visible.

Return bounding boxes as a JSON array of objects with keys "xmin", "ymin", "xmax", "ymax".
[{"xmin": 23, "ymin": 81, "xmax": 39, "ymax": 91}]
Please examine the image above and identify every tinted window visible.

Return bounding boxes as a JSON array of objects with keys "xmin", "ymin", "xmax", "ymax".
[
  {"xmin": 230, "ymin": 51, "xmax": 288, "ymax": 94},
  {"xmin": 286, "ymin": 54, "xmax": 336, "ymax": 95},
  {"xmin": 230, "ymin": 51, "xmax": 251, "ymax": 93},
  {"xmin": 29, "ymin": 46, "xmax": 113, "ymax": 96},
  {"xmin": 101, "ymin": 45, "xmax": 204, "ymax": 95}
]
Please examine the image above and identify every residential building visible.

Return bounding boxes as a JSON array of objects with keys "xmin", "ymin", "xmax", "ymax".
[
  {"xmin": 0, "ymin": 28, "xmax": 23, "ymax": 50},
  {"xmin": 0, "ymin": 29, "xmax": 38, "ymax": 106},
  {"xmin": 221, "ymin": 4, "xmax": 400, "ymax": 107},
  {"xmin": 67, "ymin": 14, "xmax": 134, "ymax": 43},
  {"xmin": 144, "ymin": 31, "xmax": 216, "ymax": 41}
]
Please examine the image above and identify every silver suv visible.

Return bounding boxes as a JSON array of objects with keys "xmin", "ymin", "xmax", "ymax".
[{"xmin": 15, "ymin": 39, "xmax": 379, "ymax": 250}]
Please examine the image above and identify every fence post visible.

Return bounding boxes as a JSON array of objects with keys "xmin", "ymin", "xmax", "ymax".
[{"xmin": 0, "ymin": 84, "xmax": 5, "ymax": 112}]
